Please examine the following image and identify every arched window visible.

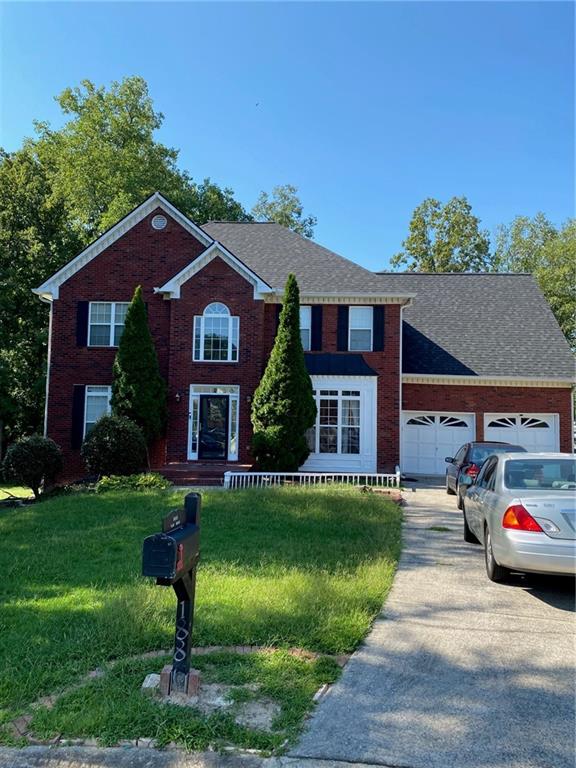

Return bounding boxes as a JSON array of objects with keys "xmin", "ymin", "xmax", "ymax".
[{"xmin": 193, "ymin": 303, "xmax": 239, "ymax": 362}]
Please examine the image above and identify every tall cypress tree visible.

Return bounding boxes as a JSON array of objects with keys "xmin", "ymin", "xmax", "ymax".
[
  {"xmin": 251, "ymin": 274, "xmax": 316, "ymax": 470},
  {"xmin": 111, "ymin": 285, "xmax": 167, "ymax": 444}
]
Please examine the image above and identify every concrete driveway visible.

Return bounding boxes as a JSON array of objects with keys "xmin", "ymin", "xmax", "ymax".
[{"xmin": 292, "ymin": 483, "xmax": 575, "ymax": 768}]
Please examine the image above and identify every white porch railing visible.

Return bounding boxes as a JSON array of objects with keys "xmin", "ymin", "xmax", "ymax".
[{"xmin": 223, "ymin": 468, "xmax": 401, "ymax": 490}]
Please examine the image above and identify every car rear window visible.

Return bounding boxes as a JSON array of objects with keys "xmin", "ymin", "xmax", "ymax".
[
  {"xmin": 504, "ymin": 459, "xmax": 576, "ymax": 491},
  {"xmin": 469, "ymin": 445, "xmax": 524, "ymax": 464}
]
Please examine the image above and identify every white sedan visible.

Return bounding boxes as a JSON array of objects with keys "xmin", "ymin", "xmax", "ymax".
[{"xmin": 463, "ymin": 453, "xmax": 576, "ymax": 582}]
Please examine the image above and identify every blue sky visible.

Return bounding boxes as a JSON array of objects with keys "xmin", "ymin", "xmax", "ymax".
[{"xmin": 1, "ymin": 1, "xmax": 573, "ymax": 270}]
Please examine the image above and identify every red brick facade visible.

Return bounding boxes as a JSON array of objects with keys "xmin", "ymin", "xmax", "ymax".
[
  {"xmin": 403, "ymin": 384, "xmax": 573, "ymax": 452},
  {"xmin": 44, "ymin": 207, "xmax": 572, "ymax": 480}
]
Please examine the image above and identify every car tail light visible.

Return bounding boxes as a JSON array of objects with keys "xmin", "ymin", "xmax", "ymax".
[
  {"xmin": 465, "ymin": 464, "xmax": 480, "ymax": 477},
  {"xmin": 502, "ymin": 504, "xmax": 544, "ymax": 533}
]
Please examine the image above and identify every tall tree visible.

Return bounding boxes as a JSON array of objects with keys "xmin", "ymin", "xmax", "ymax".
[
  {"xmin": 252, "ymin": 184, "xmax": 317, "ymax": 237},
  {"xmin": 391, "ymin": 196, "xmax": 491, "ymax": 272},
  {"xmin": 251, "ymin": 274, "xmax": 316, "ymax": 470},
  {"xmin": 0, "ymin": 76, "xmax": 251, "ymax": 446},
  {"xmin": 494, "ymin": 214, "xmax": 575, "ymax": 348},
  {"xmin": 111, "ymin": 285, "xmax": 167, "ymax": 444}
]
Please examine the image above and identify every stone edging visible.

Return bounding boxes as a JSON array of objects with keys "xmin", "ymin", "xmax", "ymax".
[{"xmin": 5, "ymin": 645, "xmax": 350, "ymax": 749}]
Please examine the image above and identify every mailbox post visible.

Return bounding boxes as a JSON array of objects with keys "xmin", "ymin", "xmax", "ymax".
[{"xmin": 142, "ymin": 492, "xmax": 201, "ymax": 695}]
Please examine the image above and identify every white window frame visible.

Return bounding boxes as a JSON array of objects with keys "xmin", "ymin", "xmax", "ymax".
[
  {"xmin": 301, "ymin": 376, "xmax": 377, "ymax": 472},
  {"xmin": 88, "ymin": 302, "xmax": 129, "ymax": 347},
  {"xmin": 187, "ymin": 385, "xmax": 240, "ymax": 461},
  {"xmin": 84, "ymin": 385, "xmax": 112, "ymax": 438},
  {"xmin": 348, "ymin": 306, "xmax": 373, "ymax": 352},
  {"xmin": 300, "ymin": 306, "xmax": 312, "ymax": 351},
  {"xmin": 193, "ymin": 303, "xmax": 239, "ymax": 363}
]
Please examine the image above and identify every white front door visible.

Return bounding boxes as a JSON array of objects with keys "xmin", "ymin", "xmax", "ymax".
[
  {"xmin": 300, "ymin": 376, "xmax": 377, "ymax": 472},
  {"xmin": 484, "ymin": 413, "xmax": 559, "ymax": 452},
  {"xmin": 401, "ymin": 411, "xmax": 475, "ymax": 475}
]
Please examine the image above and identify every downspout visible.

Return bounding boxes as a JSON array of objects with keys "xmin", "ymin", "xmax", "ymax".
[{"xmin": 398, "ymin": 299, "xmax": 413, "ymax": 476}]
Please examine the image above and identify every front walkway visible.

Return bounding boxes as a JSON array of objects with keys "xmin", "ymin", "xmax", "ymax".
[{"xmin": 291, "ymin": 485, "xmax": 575, "ymax": 768}]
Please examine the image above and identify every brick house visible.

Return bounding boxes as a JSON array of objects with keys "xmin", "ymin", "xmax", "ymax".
[{"xmin": 33, "ymin": 193, "xmax": 574, "ymax": 481}]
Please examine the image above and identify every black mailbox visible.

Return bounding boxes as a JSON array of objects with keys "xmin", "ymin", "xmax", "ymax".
[
  {"xmin": 142, "ymin": 495, "xmax": 200, "ymax": 583},
  {"xmin": 142, "ymin": 492, "xmax": 201, "ymax": 695}
]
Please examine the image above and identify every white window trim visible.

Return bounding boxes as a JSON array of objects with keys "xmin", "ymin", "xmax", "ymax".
[
  {"xmin": 187, "ymin": 385, "xmax": 240, "ymax": 461},
  {"xmin": 300, "ymin": 305, "xmax": 312, "ymax": 351},
  {"xmin": 84, "ymin": 385, "xmax": 112, "ymax": 438},
  {"xmin": 301, "ymin": 376, "xmax": 377, "ymax": 472},
  {"xmin": 348, "ymin": 306, "xmax": 373, "ymax": 352},
  {"xmin": 193, "ymin": 311, "xmax": 240, "ymax": 363},
  {"xmin": 88, "ymin": 302, "xmax": 129, "ymax": 347}
]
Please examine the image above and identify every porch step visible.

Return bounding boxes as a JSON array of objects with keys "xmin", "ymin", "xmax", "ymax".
[{"xmin": 154, "ymin": 462, "xmax": 252, "ymax": 487}]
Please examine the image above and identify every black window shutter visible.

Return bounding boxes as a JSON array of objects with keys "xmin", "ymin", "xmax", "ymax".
[
  {"xmin": 76, "ymin": 301, "xmax": 89, "ymax": 347},
  {"xmin": 71, "ymin": 385, "xmax": 86, "ymax": 449},
  {"xmin": 337, "ymin": 306, "xmax": 349, "ymax": 351},
  {"xmin": 373, "ymin": 305, "xmax": 385, "ymax": 351},
  {"xmin": 311, "ymin": 306, "xmax": 323, "ymax": 351}
]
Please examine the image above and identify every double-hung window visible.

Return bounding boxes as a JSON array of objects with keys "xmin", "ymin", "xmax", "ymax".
[
  {"xmin": 193, "ymin": 303, "xmax": 239, "ymax": 362},
  {"xmin": 349, "ymin": 307, "xmax": 373, "ymax": 351},
  {"xmin": 306, "ymin": 389, "xmax": 361, "ymax": 455},
  {"xmin": 300, "ymin": 306, "xmax": 312, "ymax": 351},
  {"xmin": 84, "ymin": 385, "xmax": 111, "ymax": 437},
  {"xmin": 88, "ymin": 302, "xmax": 129, "ymax": 347}
]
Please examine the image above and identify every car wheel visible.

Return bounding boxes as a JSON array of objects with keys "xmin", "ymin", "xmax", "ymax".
[
  {"xmin": 446, "ymin": 475, "xmax": 456, "ymax": 495},
  {"xmin": 463, "ymin": 503, "xmax": 479, "ymax": 544},
  {"xmin": 484, "ymin": 525, "xmax": 509, "ymax": 582}
]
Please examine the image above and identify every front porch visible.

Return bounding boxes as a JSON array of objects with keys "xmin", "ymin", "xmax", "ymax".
[{"xmin": 155, "ymin": 461, "xmax": 253, "ymax": 486}]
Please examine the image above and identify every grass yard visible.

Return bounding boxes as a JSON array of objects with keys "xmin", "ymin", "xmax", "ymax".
[{"xmin": 0, "ymin": 485, "xmax": 401, "ymax": 750}]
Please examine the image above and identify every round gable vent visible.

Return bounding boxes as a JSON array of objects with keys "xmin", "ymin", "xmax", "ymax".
[{"xmin": 151, "ymin": 214, "xmax": 168, "ymax": 230}]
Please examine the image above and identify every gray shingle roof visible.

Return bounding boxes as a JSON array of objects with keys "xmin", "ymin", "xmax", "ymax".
[
  {"xmin": 374, "ymin": 273, "xmax": 575, "ymax": 380},
  {"xmin": 201, "ymin": 221, "xmax": 378, "ymax": 293},
  {"xmin": 199, "ymin": 221, "xmax": 573, "ymax": 381}
]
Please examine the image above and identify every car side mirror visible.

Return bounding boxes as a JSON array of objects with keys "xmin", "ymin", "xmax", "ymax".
[{"xmin": 445, "ymin": 456, "xmax": 454, "ymax": 464}]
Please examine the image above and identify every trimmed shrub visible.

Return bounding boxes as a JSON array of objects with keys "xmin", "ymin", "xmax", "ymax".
[
  {"xmin": 81, "ymin": 415, "xmax": 146, "ymax": 477},
  {"xmin": 251, "ymin": 273, "xmax": 316, "ymax": 470},
  {"xmin": 2, "ymin": 435, "xmax": 63, "ymax": 498},
  {"xmin": 95, "ymin": 472, "xmax": 171, "ymax": 493}
]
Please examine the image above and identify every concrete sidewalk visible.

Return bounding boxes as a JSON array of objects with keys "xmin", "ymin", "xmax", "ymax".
[{"xmin": 291, "ymin": 486, "xmax": 575, "ymax": 768}]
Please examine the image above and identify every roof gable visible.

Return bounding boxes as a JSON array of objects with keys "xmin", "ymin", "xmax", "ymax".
[
  {"xmin": 33, "ymin": 193, "xmax": 213, "ymax": 300},
  {"xmin": 156, "ymin": 241, "xmax": 272, "ymax": 299}
]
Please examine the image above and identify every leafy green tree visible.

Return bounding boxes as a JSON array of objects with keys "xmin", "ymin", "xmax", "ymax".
[
  {"xmin": 251, "ymin": 274, "xmax": 316, "ymax": 470},
  {"xmin": 495, "ymin": 214, "xmax": 575, "ymax": 348},
  {"xmin": 111, "ymin": 286, "xmax": 167, "ymax": 444},
  {"xmin": 0, "ymin": 76, "xmax": 251, "ymax": 445},
  {"xmin": 391, "ymin": 196, "xmax": 491, "ymax": 272},
  {"xmin": 0, "ymin": 149, "xmax": 82, "ymax": 444},
  {"xmin": 252, "ymin": 184, "xmax": 317, "ymax": 237}
]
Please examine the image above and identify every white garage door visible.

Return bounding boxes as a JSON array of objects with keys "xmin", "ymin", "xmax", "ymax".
[
  {"xmin": 484, "ymin": 414, "xmax": 559, "ymax": 452},
  {"xmin": 401, "ymin": 412, "xmax": 475, "ymax": 475}
]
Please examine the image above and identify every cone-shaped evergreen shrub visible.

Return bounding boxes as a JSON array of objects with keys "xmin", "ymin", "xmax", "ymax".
[
  {"xmin": 111, "ymin": 286, "xmax": 167, "ymax": 444},
  {"xmin": 251, "ymin": 274, "xmax": 316, "ymax": 470}
]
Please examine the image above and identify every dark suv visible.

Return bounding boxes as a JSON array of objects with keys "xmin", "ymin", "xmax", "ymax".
[{"xmin": 445, "ymin": 442, "xmax": 527, "ymax": 509}]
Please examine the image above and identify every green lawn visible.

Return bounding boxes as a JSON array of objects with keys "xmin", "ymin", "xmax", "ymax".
[{"xmin": 0, "ymin": 485, "xmax": 401, "ymax": 749}]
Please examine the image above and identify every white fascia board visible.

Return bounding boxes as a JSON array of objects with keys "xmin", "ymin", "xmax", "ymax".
[
  {"xmin": 402, "ymin": 374, "xmax": 576, "ymax": 388},
  {"xmin": 32, "ymin": 192, "xmax": 213, "ymax": 301},
  {"xmin": 156, "ymin": 241, "xmax": 273, "ymax": 300},
  {"xmin": 266, "ymin": 291, "xmax": 416, "ymax": 305}
]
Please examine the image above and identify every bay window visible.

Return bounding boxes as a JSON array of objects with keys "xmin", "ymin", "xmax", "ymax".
[{"xmin": 306, "ymin": 389, "xmax": 361, "ymax": 455}]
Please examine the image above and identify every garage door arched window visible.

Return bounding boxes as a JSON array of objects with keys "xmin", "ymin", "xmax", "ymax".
[{"xmin": 193, "ymin": 303, "xmax": 239, "ymax": 362}]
